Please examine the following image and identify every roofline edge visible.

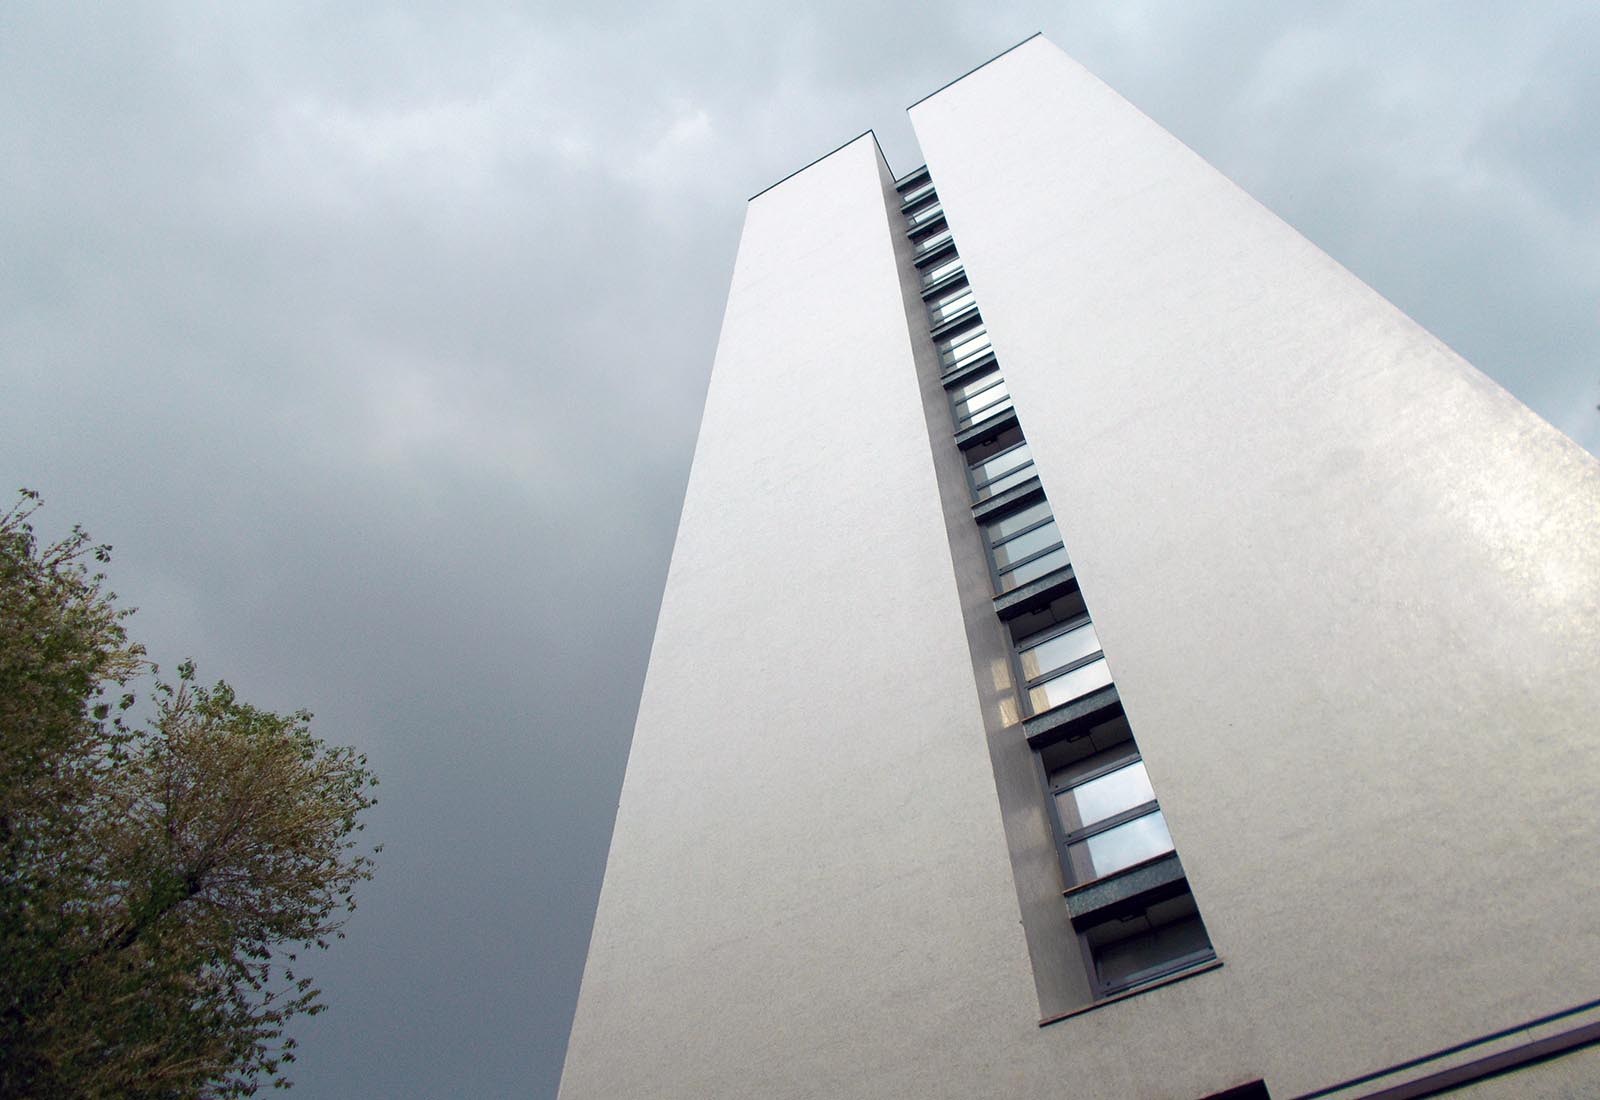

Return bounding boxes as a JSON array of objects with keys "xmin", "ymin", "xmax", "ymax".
[
  {"xmin": 748, "ymin": 130, "xmax": 882, "ymax": 203},
  {"xmin": 906, "ymin": 31, "xmax": 1044, "ymax": 113}
]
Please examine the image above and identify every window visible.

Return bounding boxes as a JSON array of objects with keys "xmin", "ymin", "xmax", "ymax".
[
  {"xmin": 983, "ymin": 500, "xmax": 1069, "ymax": 593},
  {"xmin": 949, "ymin": 369, "xmax": 1013, "ymax": 431},
  {"xmin": 1031, "ymin": 688, "xmax": 1215, "ymax": 1000},
  {"xmin": 966, "ymin": 437, "xmax": 1035, "ymax": 501},
  {"xmin": 963, "ymin": 422, "xmax": 1025, "ymax": 465},
  {"xmin": 937, "ymin": 321, "xmax": 993, "ymax": 375},
  {"xmin": 1001, "ymin": 548, "xmax": 1070, "ymax": 591},
  {"xmin": 926, "ymin": 281, "xmax": 976, "ymax": 327},
  {"xmin": 914, "ymin": 226, "xmax": 953, "ymax": 255},
  {"xmin": 1046, "ymin": 741, "xmax": 1174, "ymax": 882},
  {"xmin": 1017, "ymin": 619, "xmax": 1112, "ymax": 714},
  {"xmin": 899, "ymin": 178, "xmax": 936, "ymax": 206},
  {"xmin": 1056, "ymin": 758, "xmax": 1170, "ymax": 880},
  {"xmin": 902, "ymin": 165, "xmax": 1216, "ymax": 1008},
  {"xmin": 920, "ymin": 254, "xmax": 963, "ymax": 288},
  {"xmin": 1032, "ymin": 659, "xmax": 1115, "ymax": 711},
  {"xmin": 1081, "ymin": 892, "xmax": 1213, "ymax": 994}
]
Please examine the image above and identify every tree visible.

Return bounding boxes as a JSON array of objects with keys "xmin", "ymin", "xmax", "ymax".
[{"xmin": 0, "ymin": 491, "xmax": 378, "ymax": 1098}]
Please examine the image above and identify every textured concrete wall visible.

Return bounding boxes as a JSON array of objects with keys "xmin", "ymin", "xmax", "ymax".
[
  {"xmin": 556, "ymin": 136, "xmax": 1042, "ymax": 1100},
  {"xmin": 559, "ymin": 38, "xmax": 1600, "ymax": 1100},
  {"xmin": 911, "ymin": 34, "xmax": 1600, "ymax": 1099}
]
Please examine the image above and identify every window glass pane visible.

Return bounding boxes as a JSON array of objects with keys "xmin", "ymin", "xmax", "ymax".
[
  {"xmin": 921, "ymin": 257, "xmax": 963, "ymax": 286},
  {"xmin": 987, "ymin": 501, "xmax": 1050, "ymax": 540},
  {"xmin": 952, "ymin": 350, "xmax": 993, "ymax": 375},
  {"xmin": 915, "ymin": 228, "xmax": 953, "ymax": 254},
  {"xmin": 964, "ymin": 397, "xmax": 1014, "ymax": 428},
  {"xmin": 992, "ymin": 522, "xmax": 1061, "ymax": 568},
  {"xmin": 1002, "ymin": 546, "xmax": 1070, "ymax": 590},
  {"xmin": 975, "ymin": 465, "xmax": 1035, "ymax": 500},
  {"xmin": 1019, "ymin": 621, "xmax": 1101, "ymax": 680},
  {"xmin": 935, "ymin": 318, "xmax": 980, "ymax": 349},
  {"xmin": 949, "ymin": 370, "xmax": 1004, "ymax": 403},
  {"xmin": 1027, "ymin": 656, "xmax": 1112, "ymax": 711},
  {"xmin": 944, "ymin": 337, "xmax": 992, "ymax": 372},
  {"xmin": 938, "ymin": 323, "xmax": 988, "ymax": 361},
  {"xmin": 900, "ymin": 180, "xmax": 935, "ymax": 205},
  {"xmin": 971, "ymin": 442, "xmax": 1029, "ymax": 483},
  {"xmin": 956, "ymin": 387, "xmax": 1011, "ymax": 426},
  {"xmin": 985, "ymin": 500, "xmax": 1052, "ymax": 542},
  {"xmin": 1054, "ymin": 760, "xmax": 1154, "ymax": 831},
  {"xmin": 929, "ymin": 291, "xmax": 976, "ymax": 326},
  {"xmin": 961, "ymin": 381, "xmax": 1010, "ymax": 415},
  {"xmin": 930, "ymin": 303, "xmax": 975, "ymax": 328},
  {"xmin": 907, "ymin": 203, "xmax": 944, "ymax": 227},
  {"xmin": 1066, "ymin": 809, "xmax": 1173, "ymax": 881}
]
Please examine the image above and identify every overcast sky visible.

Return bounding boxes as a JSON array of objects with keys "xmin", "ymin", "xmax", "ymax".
[{"xmin": 2, "ymin": 3, "xmax": 1597, "ymax": 1097}]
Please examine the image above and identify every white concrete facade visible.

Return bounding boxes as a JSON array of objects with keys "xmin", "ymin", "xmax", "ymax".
[
  {"xmin": 559, "ymin": 36, "xmax": 1600, "ymax": 1100},
  {"xmin": 557, "ymin": 135, "xmax": 1042, "ymax": 1099}
]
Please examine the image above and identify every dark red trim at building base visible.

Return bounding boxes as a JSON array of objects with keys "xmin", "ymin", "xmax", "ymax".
[
  {"xmin": 1295, "ymin": 996, "xmax": 1600, "ymax": 1100},
  {"xmin": 1350, "ymin": 1019, "xmax": 1600, "ymax": 1100}
]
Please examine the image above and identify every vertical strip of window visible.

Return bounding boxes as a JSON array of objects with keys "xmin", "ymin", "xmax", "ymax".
[{"xmin": 900, "ymin": 166, "xmax": 1216, "ymax": 1007}]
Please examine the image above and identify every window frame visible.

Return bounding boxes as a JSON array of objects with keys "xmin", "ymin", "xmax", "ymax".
[
  {"xmin": 966, "ymin": 438, "xmax": 1036, "ymax": 501},
  {"xmin": 915, "ymin": 240, "xmax": 960, "ymax": 277},
  {"xmin": 904, "ymin": 199, "xmax": 945, "ymax": 230},
  {"xmin": 1012, "ymin": 614, "xmax": 1112, "ymax": 716},
  {"xmin": 1042, "ymin": 748, "xmax": 1175, "ymax": 896},
  {"xmin": 1047, "ymin": 751, "xmax": 1160, "ymax": 855},
  {"xmin": 930, "ymin": 304, "xmax": 983, "ymax": 342},
  {"xmin": 924, "ymin": 272, "xmax": 969, "ymax": 300},
  {"xmin": 912, "ymin": 224, "xmax": 954, "ymax": 256},
  {"xmin": 1077, "ymin": 892, "xmax": 1216, "ymax": 997},
  {"xmin": 982, "ymin": 502, "xmax": 1068, "ymax": 594},
  {"xmin": 920, "ymin": 263, "xmax": 967, "ymax": 298},
  {"xmin": 986, "ymin": 502, "xmax": 1057, "ymax": 557},
  {"xmin": 925, "ymin": 277, "xmax": 973, "ymax": 323},
  {"xmin": 897, "ymin": 166, "xmax": 1216, "ymax": 1006},
  {"xmin": 936, "ymin": 320, "xmax": 993, "ymax": 376},
  {"xmin": 1036, "ymin": 744, "xmax": 1215, "ymax": 998},
  {"xmin": 897, "ymin": 178, "xmax": 935, "ymax": 207},
  {"xmin": 995, "ymin": 545, "xmax": 1071, "ymax": 593},
  {"xmin": 950, "ymin": 370, "xmax": 1014, "ymax": 432}
]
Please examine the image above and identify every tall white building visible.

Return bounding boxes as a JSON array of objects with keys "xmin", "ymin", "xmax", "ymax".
[{"xmin": 558, "ymin": 35, "xmax": 1600, "ymax": 1100}]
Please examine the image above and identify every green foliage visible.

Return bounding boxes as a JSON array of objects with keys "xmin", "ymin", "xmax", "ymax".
[{"xmin": 0, "ymin": 492, "xmax": 379, "ymax": 1098}]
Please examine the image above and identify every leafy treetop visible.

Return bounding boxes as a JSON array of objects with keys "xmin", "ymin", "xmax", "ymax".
[{"xmin": 0, "ymin": 491, "xmax": 379, "ymax": 1098}]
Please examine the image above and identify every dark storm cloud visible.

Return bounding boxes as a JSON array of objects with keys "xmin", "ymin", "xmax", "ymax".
[{"xmin": 2, "ymin": 3, "xmax": 1595, "ymax": 1097}]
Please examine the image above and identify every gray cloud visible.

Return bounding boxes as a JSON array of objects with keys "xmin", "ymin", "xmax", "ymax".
[{"xmin": 2, "ymin": 3, "xmax": 1595, "ymax": 1097}]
